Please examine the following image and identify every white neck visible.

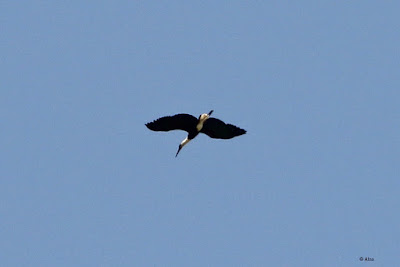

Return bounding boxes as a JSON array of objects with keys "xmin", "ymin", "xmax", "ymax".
[{"xmin": 180, "ymin": 137, "xmax": 190, "ymax": 147}]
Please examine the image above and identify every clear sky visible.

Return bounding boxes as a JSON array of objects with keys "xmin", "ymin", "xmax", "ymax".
[{"xmin": 1, "ymin": 1, "xmax": 399, "ymax": 266}]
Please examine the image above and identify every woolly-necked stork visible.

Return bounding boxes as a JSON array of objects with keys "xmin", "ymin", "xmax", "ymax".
[{"xmin": 145, "ymin": 110, "xmax": 246, "ymax": 157}]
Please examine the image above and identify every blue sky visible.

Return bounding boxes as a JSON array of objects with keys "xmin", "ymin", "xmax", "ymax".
[{"xmin": 1, "ymin": 1, "xmax": 399, "ymax": 266}]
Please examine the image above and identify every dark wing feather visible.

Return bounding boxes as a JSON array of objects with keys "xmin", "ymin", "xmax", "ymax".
[
  {"xmin": 145, "ymin": 114, "xmax": 197, "ymax": 133},
  {"xmin": 201, "ymin": 118, "xmax": 246, "ymax": 139}
]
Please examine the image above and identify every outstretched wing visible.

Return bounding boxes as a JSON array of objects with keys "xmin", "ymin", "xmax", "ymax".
[
  {"xmin": 145, "ymin": 114, "xmax": 197, "ymax": 133},
  {"xmin": 201, "ymin": 118, "xmax": 246, "ymax": 139}
]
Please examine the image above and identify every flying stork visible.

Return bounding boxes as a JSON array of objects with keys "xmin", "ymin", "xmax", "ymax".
[{"xmin": 145, "ymin": 110, "xmax": 246, "ymax": 157}]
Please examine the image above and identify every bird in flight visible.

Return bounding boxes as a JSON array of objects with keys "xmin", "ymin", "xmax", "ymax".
[{"xmin": 146, "ymin": 110, "xmax": 246, "ymax": 157}]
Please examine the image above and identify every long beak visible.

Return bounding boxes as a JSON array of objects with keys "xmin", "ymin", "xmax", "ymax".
[
  {"xmin": 208, "ymin": 110, "xmax": 214, "ymax": 116},
  {"xmin": 175, "ymin": 145, "xmax": 182, "ymax": 157}
]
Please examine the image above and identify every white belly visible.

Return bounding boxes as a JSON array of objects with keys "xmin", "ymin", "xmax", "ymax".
[
  {"xmin": 196, "ymin": 113, "xmax": 209, "ymax": 131},
  {"xmin": 196, "ymin": 121, "xmax": 204, "ymax": 131}
]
